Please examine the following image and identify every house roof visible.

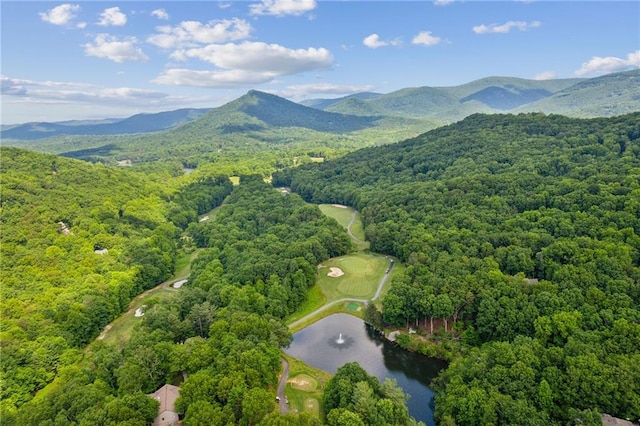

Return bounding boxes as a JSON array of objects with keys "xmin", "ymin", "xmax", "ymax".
[{"xmin": 148, "ymin": 384, "xmax": 180, "ymax": 413}]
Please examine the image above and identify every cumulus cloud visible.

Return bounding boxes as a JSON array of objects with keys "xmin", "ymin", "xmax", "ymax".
[
  {"xmin": 573, "ymin": 50, "xmax": 640, "ymax": 77},
  {"xmin": 171, "ymin": 41, "xmax": 333, "ymax": 74},
  {"xmin": 39, "ymin": 3, "xmax": 80, "ymax": 26},
  {"xmin": 147, "ymin": 18, "xmax": 252, "ymax": 49},
  {"xmin": 534, "ymin": 71, "xmax": 556, "ymax": 80},
  {"xmin": 84, "ymin": 34, "xmax": 149, "ymax": 63},
  {"xmin": 249, "ymin": 0, "xmax": 316, "ymax": 16},
  {"xmin": 412, "ymin": 31, "xmax": 442, "ymax": 46},
  {"xmin": 153, "ymin": 68, "xmax": 277, "ymax": 87},
  {"xmin": 473, "ymin": 20, "xmax": 541, "ymax": 34},
  {"xmin": 97, "ymin": 6, "xmax": 127, "ymax": 26},
  {"xmin": 363, "ymin": 34, "xmax": 400, "ymax": 48},
  {"xmin": 151, "ymin": 8, "xmax": 169, "ymax": 20},
  {"xmin": 155, "ymin": 42, "xmax": 332, "ymax": 88},
  {"xmin": 278, "ymin": 82, "xmax": 375, "ymax": 98}
]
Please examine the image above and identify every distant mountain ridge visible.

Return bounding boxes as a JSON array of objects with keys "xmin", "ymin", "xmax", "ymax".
[
  {"xmin": 320, "ymin": 76, "xmax": 587, "ymax": 120},
  {"xmin": 1, "ymin": 108, "xmax": 211, "ymax": 140}
]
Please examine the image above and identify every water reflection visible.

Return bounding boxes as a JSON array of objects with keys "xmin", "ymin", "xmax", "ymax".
[{"xmin": 285, "ymin": 313, "xmax": 446, "ymax": 425}]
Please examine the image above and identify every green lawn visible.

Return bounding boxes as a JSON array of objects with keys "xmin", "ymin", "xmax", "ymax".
[
  {"xmin": 285, "ymin": 285, "xmax": 327, "ymax": 324},
  {"xmin": 282, "ymin": 355, "xmax": 332, "ymax": 418},
  {"xmin": 317, "ymin": 252, "xmax": 390, "ymax": 301},
  {"xmin": 318, "ymin": 204, "xmax": 368, "ymax": 250},
  {"xmin": 99, "ymin": 250, "xmax": 199, "ymax": 345}
]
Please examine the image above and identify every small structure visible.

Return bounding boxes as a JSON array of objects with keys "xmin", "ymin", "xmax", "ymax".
[
  {"xmin": 148, "ymin": 384, "xmax": 181, "ymax": 426},
  {"xmin": 602, "ymin": 414, "xmax": 637, "ymax": 426}
]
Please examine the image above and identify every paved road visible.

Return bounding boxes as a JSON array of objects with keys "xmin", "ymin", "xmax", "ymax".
[
  {"xmin": 346, "ymin": 211, "xmax": 364, "ymax": 244},
  {"xmin": 277, "ymin": 358, "xmax": 290, "ymax": 413}
]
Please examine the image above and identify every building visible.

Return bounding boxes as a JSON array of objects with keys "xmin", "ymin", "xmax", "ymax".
[{"xmin": 148, "ymin": 384, "xmax": 181, "ymax": 426}]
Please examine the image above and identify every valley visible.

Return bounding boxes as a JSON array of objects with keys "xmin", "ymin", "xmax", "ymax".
[{"xmin": 1, "ymin": 72, "xmax": 639, "ymax": 426}]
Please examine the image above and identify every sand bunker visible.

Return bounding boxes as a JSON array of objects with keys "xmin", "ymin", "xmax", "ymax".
[
  {"xmin": 289, "ymin": 374, "xmax": 318, "ymax": 391},
  {"xmin": 134, "ymin": 305, "xmax": 146, "ymax": 317},
  {"xmin": 172, "ymin": 279, "xmax": 187, "ymax": 288},
  {"xmin": 332, "ymin": 204, "xmax": 347, "ymax": 208},
  {"xmin": 327, "ymin": 267, "xmax": 344, "ymax": 277}
]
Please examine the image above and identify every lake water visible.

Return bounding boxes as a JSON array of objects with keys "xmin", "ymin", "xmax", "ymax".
[{"xmin": 284, "ymin": 313, "xmax": 447, "ymax": 425}]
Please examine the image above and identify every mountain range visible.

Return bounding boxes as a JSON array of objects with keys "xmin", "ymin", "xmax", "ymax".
[
  {"xmin": 1, "ymin": 108, "xmax": 211, "ymax": 140},
  {"xmin": 2, "ymin": 70, "xmax": 638, "ymax": 164}
]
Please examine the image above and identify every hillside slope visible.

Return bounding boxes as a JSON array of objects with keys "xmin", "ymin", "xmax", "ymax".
[{"xmin": 274, "ymin": 112, "xmax": 640, "ymax": 425}]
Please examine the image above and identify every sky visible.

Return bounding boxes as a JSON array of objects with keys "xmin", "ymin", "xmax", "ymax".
[{"xmin": 1, "ymin": 1, "xmax": 639, "ymax": 124}]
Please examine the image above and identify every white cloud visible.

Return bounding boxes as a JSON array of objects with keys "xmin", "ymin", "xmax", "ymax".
[
  {"xmin": 219, "ymin": 3, "xmax": 232, "ymax": 9},
  {"xmin": 147, "ymin": 18, "xmax": 252, "ymax": 49},
  {"xmin": 363, "ymin": 34, "xmax": 388, "ymax": 48},
  {"xmin": 1, "ymin": 75, "xmax": 167, "ymax": 103},
  {"xmin": 473, "ymin": 20, "xmax": 541, "ymax": 34},
  {"xmin": 434, "ymin": 0, "xmax": 454, "ymax": 5},
  {"xmin": 151, "ymin": 9, "xmax": 169, "ymax": 20},
  {"xmin": 534, "ymin": 71, "xmax": 556, "ymax": 80},
  {"xmin": 574, "ymin": 50, "xmax": 640, "ymax": 77},
  {"xmin": 97, "ymin": 7, "xmax": 127, "ymax": 27},
  {"xmin": 76, "ymin": 22, "xmax": 87, "ymax": 29},
  {"xmin": 412, "ymin": 31, "xmax": 442, "ymax": 46},
  {"xmin": 155, "ymin": 42, "xmax": 332, "ymax": 88},
  {"xmin": 172, "ymin": 41, "xmax": 333, "ymax": 74},
  {"xmin": 84, "ymin": 34, "xmax": 149, "ymax": 63},
  {"xmin": 1, "ymin": 75, "xmax": 228, "ymax": 123},
  {"xmin": 278, "ymin": 82, "xmax": 375, "ymax": 98},
  {"xmin": 249, "ymin": 0, "xmax": 316, "ymax": 16},
  {"xmin": 153, "ymin": 68, "xmax": 277, "ymax": 87},
  {"xmin": 39, "ymin": 4, "xmax": 80, "ymax": 26}
]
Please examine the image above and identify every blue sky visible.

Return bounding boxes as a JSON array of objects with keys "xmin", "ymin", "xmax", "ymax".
[{"xmin": 1, "ymin": 1, "xmax": 639, "ymax": 124}]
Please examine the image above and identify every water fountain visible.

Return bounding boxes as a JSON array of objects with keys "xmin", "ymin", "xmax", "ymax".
[{"xmin": 328, "ymin": 331, "xmax": 353, "ymax": 349}]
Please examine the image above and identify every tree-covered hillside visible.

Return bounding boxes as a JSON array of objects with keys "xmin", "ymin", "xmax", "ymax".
[
  {"xmin": 4, "ymin": 175, "xmax": 358, "ymax": 425},
  {"xmin": 274, "ymin": 113, "xmax": 640, "ymax": 424},
  {"xmin": 0, "ymin": 147, "xmax": 233, "ymax": 414}
]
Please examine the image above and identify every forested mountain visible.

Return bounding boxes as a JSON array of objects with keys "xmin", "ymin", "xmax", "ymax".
[
  {"xmin": 274, "ymin": 112, "xmax": 640, "ymax": 424},
  {"xmin": 3, "ymin": 168, "xmax": 358, "ymax": 425},
  {"xmin": 320, "ymin": 76, "xmax": 584, "ymax": 119},
  {"xmin": 51, "ymin": 90, "xmax": 429, "ymax": 165},
  {"xmin": 0, "ymin": 147, "xmax": 233, "ymax": 418},
  {"xmin": 316, "ymin": 71, "xmax": 640, "ymax": 121},
  {"xmin": 1, "ymin": 108, "xmax": 210, "ymax": 140},
  {"xmin": 300, "ymin": 92, "xmax": 382, "ymax": 110},
  {"xmin": 516, "ymin": 69, "xmax": 640, "ymax": 117}
]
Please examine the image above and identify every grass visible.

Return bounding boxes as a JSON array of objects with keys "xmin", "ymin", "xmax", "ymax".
[
  {"xmin": 99, "ymin": 250, "xmax": 200, "ymax": 345},
  {"xmin": 318, "ymin": 204, "xmax": 355, "ymax": 229},
  {"xmin": 318, "ymin": 204, "xmax": 368, "ymax": 250},
  {"xmin": 286, "ymin": 285, "xmax": 326, "ymax": 324},
  {"xmin": 289, "ymin": 301, "xmax": 364, "ymax": 334},
  {"xmin": 282, "ymin": 354, "xmax": 332, "ymax": 418},
  {"xmin": 317, "ymin": 253, "xmax": 390, "ymax": 301}
]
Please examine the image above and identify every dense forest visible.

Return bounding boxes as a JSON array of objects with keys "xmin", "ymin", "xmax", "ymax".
[
  {"xmin": 274, "ymin": 113, "xmax": 640, "ymax": 424},
  {"xmin": 0, "ymin": 148, "xmax": 233, "ymax": 420},
  {"xmin": 0, "ymin": 159, "xmax": 362, "ymax": 424},
  {"xmin": 3, "ymin": 110, "xmax": 640, "ymax": 425}
]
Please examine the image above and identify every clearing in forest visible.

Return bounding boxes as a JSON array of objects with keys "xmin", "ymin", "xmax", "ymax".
[{"xmin": 317, "ymin": 253, "xmax": 388, "ymax": 301}]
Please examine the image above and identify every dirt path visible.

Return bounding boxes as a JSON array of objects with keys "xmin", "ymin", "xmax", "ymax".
[{"xmin": 277, "ymin": 358, "xmax": 290, "ymax": 413}]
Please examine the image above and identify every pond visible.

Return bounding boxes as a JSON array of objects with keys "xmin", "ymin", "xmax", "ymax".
[{"xmin": 284, "ymin": 313, "xmax": 447, "ymax": 425}]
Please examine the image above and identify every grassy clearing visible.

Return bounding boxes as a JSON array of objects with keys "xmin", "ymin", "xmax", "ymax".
[
  {"xmin": 286, "ymin": 285, "xmax": 326, "ymax": 324},
  {"xmin": 289, "ymin": 301, "xmax": 364, "ymax": 334},
  {"xmin": 318, "ymin": 204, "xmax": 354, "ymax": 229},
  {"xmin": 99, "ymin": 250, "xmax": 200, "ymax": 345},
  {"xmin": 283, "ymin": 355, "xmax": 331, "ymax": 418},
  {"xmin": 318, "ymin": 204, "xmax": 368, "ymax": 250},
  {"xmin": 317, "ymin": 253, "xmax": 390, "ymax": 301}
]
